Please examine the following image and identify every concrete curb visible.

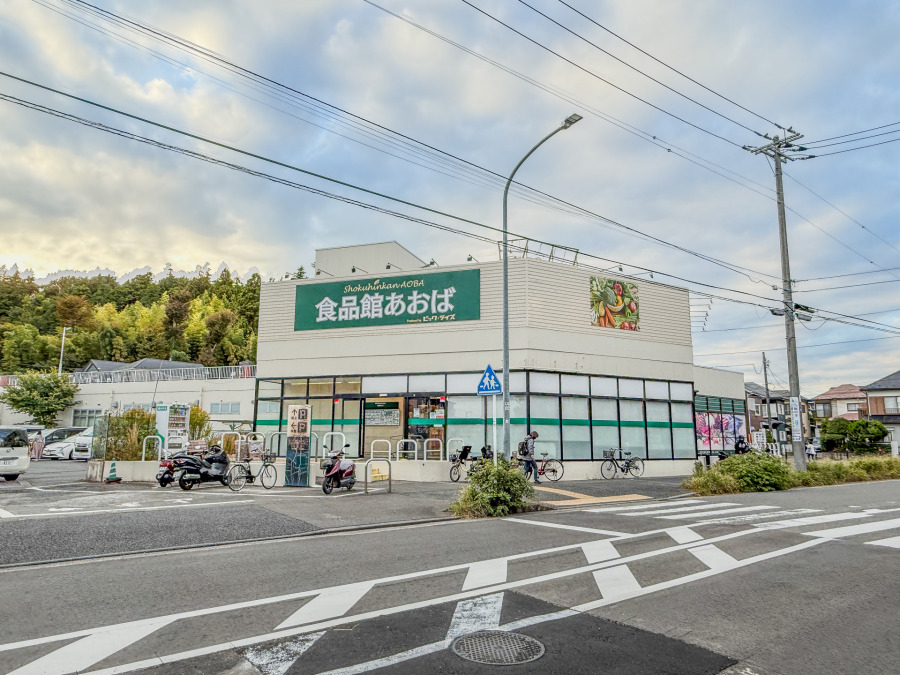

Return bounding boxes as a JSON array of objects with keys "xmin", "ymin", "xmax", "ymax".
[{"xmin": 0, "ymin": 516, "xmax": 459, "ymax": 570}]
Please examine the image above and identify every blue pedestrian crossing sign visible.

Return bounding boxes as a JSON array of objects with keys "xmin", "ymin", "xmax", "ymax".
[{"xmin": 477, "ymin": 365, "xmax": 502, "ymax": 396}]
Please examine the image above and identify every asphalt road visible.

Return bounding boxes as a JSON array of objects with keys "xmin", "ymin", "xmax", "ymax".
[{"xmin": 1, "ymin": 476, "xmax": 898, "ymax": 674}]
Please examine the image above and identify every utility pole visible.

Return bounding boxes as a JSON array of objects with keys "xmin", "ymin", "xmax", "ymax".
[
  {"xmin": 746, "ymin": 131, "xmax": 807, "ymax": 470},
  {"xmin": 762, "ymin": 352, "xmax": 772, "ymax": 448}
]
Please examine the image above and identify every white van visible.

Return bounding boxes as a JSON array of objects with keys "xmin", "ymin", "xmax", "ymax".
[{"xmin": 0, "ymin": 427, "xmax": 31, "ymax": 481}]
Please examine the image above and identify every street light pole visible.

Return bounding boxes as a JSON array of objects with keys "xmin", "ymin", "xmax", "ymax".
[
  {"xmin": 58, "ymin": 326, "xmax": 71, "ymax": 376},
  {"xmin": 501, "ymin": 113, "xmax": 583, "ymax": 458}
]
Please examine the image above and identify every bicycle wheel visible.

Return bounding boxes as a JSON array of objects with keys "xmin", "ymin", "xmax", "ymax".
[
  {"xmin": 450, "ymin": 464, "xmax": 461, "ymax": 482},
  {"xmin": 259, "ymin": 463, "xmax": 277, "ymax": 489},
  {"xmin": 600, "ymin": 460, "xmax": 618, "ymax": 480},
  {"xmin": 628, "ymin": 458, "xmax": 645, "ymax": 478},
  {"xmin": 226, "ymin": 464, "xmax": 248, "ymax": 491},
  {"xmin": 543, "ymin": 460, "xmax": 564, "ymax": 482}
]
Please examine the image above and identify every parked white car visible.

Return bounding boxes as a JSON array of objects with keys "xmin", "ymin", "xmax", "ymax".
[
  {"xmin": 0, "ymin": 427, "xmax": 30, "ymax": 481},
  {"xmin": 41, "ymin": 428, "xmax": 88, "ymax": 460},
  {"xmin": 70, "ymin": 427, "xmax": 95, "ymax": 460}
]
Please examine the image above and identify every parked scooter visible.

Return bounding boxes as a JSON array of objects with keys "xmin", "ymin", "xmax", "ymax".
[
  {"xmin": 321, "ymin": 443, "xmax": 355, "ymax": 494},
  {"xmin": 172, "ymin": 445, "xmax": 230, "ymax": 490},
  {"xmin": 156, "ymin": 458, "xmax": 175, "ymax": 487}
]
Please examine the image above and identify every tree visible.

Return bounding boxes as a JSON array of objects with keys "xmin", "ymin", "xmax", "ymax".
[
  {"xmin": 820, "ymin": 417, "xmax": 851, "ymax": 451},
  {"xmin": 290, "ymin": 266, "xmax": 306, "ymax": 280},
  {"xmin": 0, "ymin": 372, "xmax": 79, "ymax": 426},
  {"xmin": 846, "ymin": 419, "xmax": 889, "ymax": 452}
]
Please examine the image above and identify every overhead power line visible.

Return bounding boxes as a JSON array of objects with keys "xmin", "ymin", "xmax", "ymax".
[
  {"xmin": 807, "ymin": 137, "xmax": 900, "ymax": 157},
  {"xmin": 5, "ymin": 84, "xmax": 893, "ymax": 341},
  {"xmin": 516, "ymin": 0, "xmax": 765, "ymax": 136},
  {"xmin": 33, "ymin": 0, "xmax": 782, "ymax": 285},
  {"xmin": 694, "ymin": 335, "xmax": 900, "ymax": 358},
  {"xmin": 800, "ymin": 128, "xmax": 900, "ymax": 149},
  {"xmin": 800, "ymin": 121, "xmax": 900, "ymax": 146},
  {"xmin": 552, "ymin": 0, "xmax": 783, "ymax": 130},
  {"xmin": 457, "ymin": 0, "xmax": 745, "ymax": 147},
  {"xmin": 796, "ymin": 266, "xmax": 900, "ymax": 282}
]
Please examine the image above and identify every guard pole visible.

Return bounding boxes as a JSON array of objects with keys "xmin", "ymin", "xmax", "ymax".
[{"xmin": 492, "ymin": 394, "xmax": 498, "ymax": 466}]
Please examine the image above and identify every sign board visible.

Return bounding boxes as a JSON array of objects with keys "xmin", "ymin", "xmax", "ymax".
[
  {"xmin": 789, "ymin": 396, "xmax": 803, "ymax": 442},
  {"xmin": 477, "ymin": 365, "xmax": 502, "ymax": 396},
  {"xmin": 590, "ymin": 277, "xmax": 639, "ymax": 331},
  {"xmin": 751, "ymin": 431, "xmax": 767, "ymax": 447},
  {"xmin": 365, "ymin": 408, "xmax": 400, "ymax": 426},
  {"xmin": 294, "ymin": 269, "xmax": 480, "ymax": 331},
  {"xmin": 285, "ymin": 404, "xmax": 312, "ymax": 487}
]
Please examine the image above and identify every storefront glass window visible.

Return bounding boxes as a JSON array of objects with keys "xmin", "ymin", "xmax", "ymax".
[
  {"xmin": 591, "ymin": 377, "xmax": 617, "ymax": 397},
  {"xmin": 591, "ymin": 398, "xmax": 619, "ymax": 459},
  {"xmin": 508, "ymin": 372, "xmax": 527, "ymax": 393},
  {"xmin": 561, "ymin": 375, "xmax": 589, "ymax": 395},
  {"xmin": 408, "ymin": 374, "xmax": 445, "ymax": 392},
  {"xmin": 508, "ymin": 395, "xmax": 527, "ymax": 452},
  {"xmin": 645, "ymin": 381, "xmax": 669, "ymax": 400},
  {"xmin": 256, "ymin": 400, "xmax": 284, "ymax": 455},
  {"xmin": 619, "ymin": 379, "xmax": 644, "ymax": 399},
  {"xmin": 335, "ymin": 399, "xmax": 361, "ymax": 456},
  {"xmin": 530, "ymin": 372, "xmax": 560, "ymax": 394},
  {"xmin": 308, "ymin": 378, "xmax": 334, "ymax": 397},
  {"xmin": 670, "ymin": 382, "xmax": 694, "ymax": 401},
  {"xmin": 646, "ymin": 401, "xmax": 672, "ymax": 459},
  {"xmin": 561, "ymin": 397, "xmax": 590, "ymax": 459},
  {"xmin": 529, "ymin": 395, "xmax": 560, "ymax": 458},
  {"xmin": 257, "ymin": 379, "xmax": 282, "ymax": 398},
  {"xmin": 447, "ymin": 373, "xmax": 481, "ymax": 394},
  {"xmin": 619, "ymin": 399, "xmax": 646, "ymax": 458},
  {"xmin": 283, "ymin": 379, "xmax": 306, "ymax": 397},
  {"xmin": 447, "ymin": 396, "xmax": 485, "ymax": 454},
  {"xmin": 335, "ymin": 377, "xmax": 361, "ymax": 395},
  {"xmin": 361, "ymin": 375, "xmax": 407, "ymax": 394},
  {"xmin": 407, "ymin": 396, "xmax": 445, "ymax": 456},
  {"xmin": 671, "ymin": 402, "xmax": 696, "ymax": 458},
  {"xmin": 309, "ymin": 398, "xmax": 333, "ymax": 457}
]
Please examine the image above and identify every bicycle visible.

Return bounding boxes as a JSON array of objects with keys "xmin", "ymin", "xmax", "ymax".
[
  {"xmin": 600, "ymin": 448, "xmax": 644, "ymax": 479},
  {"xmin": 450, "ymin": 445, "xmax": 493, "ymax": 482},
  {"xmin": 226, "ymin": 451, "xmax": 278, "ymax": 491},
  {"xmin": 509, "ymin": 452, "xmax": 564, "ymax": 482}
]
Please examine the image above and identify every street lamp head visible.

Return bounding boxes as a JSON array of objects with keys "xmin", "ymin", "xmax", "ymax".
[{"xmin": 563, "ymin": 113, "xmax": 583, "ymax": 129}]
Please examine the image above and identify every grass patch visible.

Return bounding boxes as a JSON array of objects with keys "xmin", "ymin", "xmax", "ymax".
[
  {"xmin": 450, "ymin": 458, "xmax": 534, "ymax": 518},
  {"xmin": 683, "ymin": 454, "xmax": 900, "ymax": 496}
]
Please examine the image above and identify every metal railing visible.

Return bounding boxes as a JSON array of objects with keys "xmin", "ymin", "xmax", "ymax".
[
  {"xmin": 370, "ymin": 439, "xmax": 391, "ymax": 459},
  {"xmin": 0, "ymin": 365, "xmax": 257, "ymax": 388},
  {"xmin": 423, "ymin": 438, "xmax": 444, "ymax": 461},
  {"xmin": 364, "ymin": 459, "xmax": 392, "ymax": 494},
  {"xmin": 396, "ymin": 439, "xmax": 419, "ymax": 461}
]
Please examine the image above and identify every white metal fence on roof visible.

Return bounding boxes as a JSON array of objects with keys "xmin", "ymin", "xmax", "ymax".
[{"xmin": 0, "ymin": 364, "xmax": 256, "ymax": 388}]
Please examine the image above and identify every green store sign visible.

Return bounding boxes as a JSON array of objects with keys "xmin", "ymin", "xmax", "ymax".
[{"xmin": 294, "ymin": 269, "xmax": 480, "ymax": 331}]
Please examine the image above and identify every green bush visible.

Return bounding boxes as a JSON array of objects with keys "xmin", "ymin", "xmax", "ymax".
[
  {"xmin": 714, "ymin": 452, "xmax": 792, "ymax": 492},
  {"xmin": 95, "ymin": 409, "xmax": 159, "ymax": 461},
  {"xmin": 450, "ymin": 458, "xmax": 534, "ymax": 518},
  {"xmin": 681, "ymin": 467, "xmax": 741, "ymax": 495}
]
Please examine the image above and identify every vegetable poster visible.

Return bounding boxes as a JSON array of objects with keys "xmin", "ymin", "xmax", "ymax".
[{"xmin": 590, "ymin": 277, "xmax": 640, "ymax": 331}]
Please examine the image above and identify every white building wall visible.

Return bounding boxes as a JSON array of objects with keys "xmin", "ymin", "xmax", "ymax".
[
  {"xmin": 257, "ymin": 258, "xmax": 694, "ymax": 381},
  {"xmin": 692, "ymin": 366, "xmax": 745, "ymax": 399},
  {"xmin": 314, "ymin": 241, "xmax": 426, "ymax": 278}
]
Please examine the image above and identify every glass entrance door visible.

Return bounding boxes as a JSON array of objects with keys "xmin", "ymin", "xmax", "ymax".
[{"xmin": 406, "ymin": 396, "xmax": 446, "ymax": 458}]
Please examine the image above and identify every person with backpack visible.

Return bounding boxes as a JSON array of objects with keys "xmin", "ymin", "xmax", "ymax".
[
  {"xmin": 518, "ymin": 430, "xmax": 540, "ymax": 483},
  {"xmin": 734, "ymin": 436, "xmax": 749, "ymax": 455}
]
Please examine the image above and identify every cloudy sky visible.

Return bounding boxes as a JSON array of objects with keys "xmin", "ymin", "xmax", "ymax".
[{"xmin": 0, "ymin": 0, "xmax": 898, "ymax": 394}]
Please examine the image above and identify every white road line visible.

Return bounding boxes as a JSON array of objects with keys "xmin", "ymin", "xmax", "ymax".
[
  {"xmin": 462, "ymin": 559, "xmax": 508, "ymax": 591},
  {"xmin": 7, "ymin": 617, "xmax": 174, "ymax": 675},
  {"xmin": 657, "ymin": 506, "xmax": 779, "ymax": 520},
  {"xmin": 866, "ymin": 535, "xmax": 900, "ymax": 549},
  {"xmin": 619, "ymin": 502, "xmax": 743, "ymax": 516},
  {"xmin": 276, "ymin": 581, "xmax": 375, "ymax": 630},
  {"xmin": 240, "ymin": 633, "xmax": 325, "ymax": 675},
  {"xmin": 585, "ymin": 499, "xmax": 707, "ymax": 513},
  {"xmin": 665, "ymin": 526, "xmax": 703, "ymax": 544},
  {"xmin": 803, "ymin": 517, "xmax": 900, "ymax": 540},
  {"xmin": 593, "ymin": 565, "xmax": 641, "ymax": 600},
  {"xmin": 695, "ymin": 508, "xmax": 821, "ymax": 525},
  {"xmin": 1, "ymin": 499, "xmax": 255, "ymax": 518},
  {"xmin": 753, "ymin": 512, "xmax": 873, "ymax": 530},
  {"xmin": 505, "ymin": 518, "xmax": 627, "ymax": 536},
  {"xmin": 581, "ymin": 539, "xmax": 620, "ymax": 563},
  {"xmin": 688, "ymin": 544, "xmax": 739, "ymax": 570},
  {"xmin": 0, "ymin": 507, "xmax": 16, "ymax": 518},
  {"xmin": 446, "ymin": 593, "xmax": 504, "ymax": 639}
]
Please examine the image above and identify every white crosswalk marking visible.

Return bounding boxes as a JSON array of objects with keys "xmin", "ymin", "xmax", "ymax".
[
  {"xmin": 593, "ymin": 565, "xmax": 641, "ymax": 600},
  {"xmin": 239, "ymin": 633, "xmax": 325, "ymax": 675},
  {"xmin": 581, "ymin": 539, "xmax": 620, "ymax": 563},
  {"xmin": 619, "ymin": 503, "xmax": 742, "ymax": 516},
  {"xmin": 446, "ymin": 593, "xmax": 504, "ymax": 639},
  {"xmin": 657, "ymin": 505, "xmax": 778, "ymax": 520},
  {"xmin": 666, "ymin": 526, "xmax": 704, "ymax": 544},
  {"xmin": 276, "ymin": 581, "xmax": 374, "ymax": 629},
  {"xmin": 585, "ymin": 499, "xmax": 707, "ymax": 513},
  {"xmin": 462, "ymin": 559, "xmax": 508, "ymax": 591},
  {"xmin": 688, "ymin": 544, "xmax": 739, "ymax": 569},
  {"xmin": 696, "ymin": 508, "xmax": 821, "ymax": 525},
  {"xmin": 803, "ymin": 517, "xmax": 900, "ymax": 540},
  {"xmin": 754, "ymin": 512, "xmax": 873, "ymax": 530},
  {"xmin": 866, "ymin": 535, "xmax": 900, "ymax": 549},
  {"xmin": 7, "ymin": 617, "xmax": 175, "ymax": 675}
]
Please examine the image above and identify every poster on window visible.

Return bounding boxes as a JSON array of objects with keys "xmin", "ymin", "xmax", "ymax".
[
  {"xmin": 590, "ymin": 277, "xmax": 639, "ymax": 331},
  {"xmin": 285, "ymin": 404, "xmax": 311, "ymax": 487}
]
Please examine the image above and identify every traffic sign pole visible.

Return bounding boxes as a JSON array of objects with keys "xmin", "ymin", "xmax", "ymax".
[{"xmin": 492, "ymin": 394, "xmax": 497, "ymax": 466}]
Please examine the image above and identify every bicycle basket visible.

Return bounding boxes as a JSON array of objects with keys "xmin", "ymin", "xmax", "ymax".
[
  {"xmin": 261, "ymin": 451, "xmax": 276, "ymax": 463},
  {"xmin": 602, "ymin": 450, "xmax": 615, "ymax": 459},
  {"xmin": 449, "ymin": 453, "xmax": 458, "ymax": 462}
]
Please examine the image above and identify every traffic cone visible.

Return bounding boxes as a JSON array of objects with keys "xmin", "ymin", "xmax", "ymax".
[{"xmin": 105, "ymin": 459, "xmax": 122, "ymax": 484}]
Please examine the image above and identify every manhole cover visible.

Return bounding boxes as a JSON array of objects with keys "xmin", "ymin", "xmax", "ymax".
[{"xmin": 451, "ymin": 630, "xmax": 545, "ymax": 665}]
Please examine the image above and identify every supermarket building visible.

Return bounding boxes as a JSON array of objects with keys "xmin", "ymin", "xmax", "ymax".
[{"xmin": 253, "ymin": 242, "xmax": 745, "ymax": 478}]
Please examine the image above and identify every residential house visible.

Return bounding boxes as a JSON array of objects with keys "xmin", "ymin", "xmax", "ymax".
[
  {"xmin": 861, "ymin": 369, "xmax": 900, "ymax": 442},
  {"xmin": 811, "ymin": 384, "xmax": 867, "ymax": 434},
  {"xmin": 744, "ymin": 382, "xmax": 812, "ymax": 444}
]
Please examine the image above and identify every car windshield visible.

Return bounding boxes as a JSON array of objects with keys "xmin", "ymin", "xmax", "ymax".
[{"xmin": 0, "ymin": 429, "xmax": 28, "ymax": 447}]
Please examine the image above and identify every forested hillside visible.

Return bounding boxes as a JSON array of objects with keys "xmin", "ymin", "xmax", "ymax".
[{"xmin": 0, "ymin": 269, "xmax": 263, "ymax": 373}]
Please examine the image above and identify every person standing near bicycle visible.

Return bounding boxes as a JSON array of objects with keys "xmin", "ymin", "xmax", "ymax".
[{"xmin": 520, "ymin": 431, "xmax": 540, "ymax": 483}]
